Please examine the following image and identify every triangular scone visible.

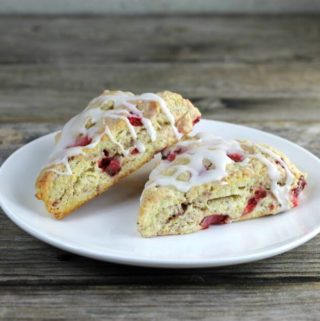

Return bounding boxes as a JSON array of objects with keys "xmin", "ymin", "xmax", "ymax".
[
  {"xmin": 35, "ymin": 90, "xmax": 201, "ymax": 219},
  {"xmin": 138, "ymin": 133, "xmax": 307, "ymax": 237}
]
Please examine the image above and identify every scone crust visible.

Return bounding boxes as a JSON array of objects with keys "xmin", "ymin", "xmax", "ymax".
[
  {"xmin": 138, "ymin": 140, "xmax": 307, "ymax": 237},
  {"xmin": 36, "ymin": 90, "xmax": 201, "ymax": 219}
]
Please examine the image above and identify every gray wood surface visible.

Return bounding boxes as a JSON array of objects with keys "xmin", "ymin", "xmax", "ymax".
[
  {"xmin": 0, "ymin": 15, "xmax": 320, "ymax": 321},
  {"xmin": 1, "ymin": 0, "xmax": 320, "ymax": 14}
]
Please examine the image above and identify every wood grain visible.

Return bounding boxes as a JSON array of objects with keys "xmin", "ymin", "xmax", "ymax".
[
  {"xmin": 2, "ymin": 0, "xmax": 320, "ymax": 15},
  {"xmin": 1, "ymin": 15, "xmax": 320, "ymax": 321},
  {"xmin": 1, "ymin": 16, "xmax": 320, "ymax": 64},
  {"xmin": 1, "ymin": 284, "xmax": 320, "ymax": 321},
  {"xmin": 1, "ymin": 63, "xmax": 320, "ymax": 124}
]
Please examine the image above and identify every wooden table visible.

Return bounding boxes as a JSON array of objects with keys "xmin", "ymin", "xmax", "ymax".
[{"xmin": 1, "ymin": 15, "xmax": 320, "ymax": 320}]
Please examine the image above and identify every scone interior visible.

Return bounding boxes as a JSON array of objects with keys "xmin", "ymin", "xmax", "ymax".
[
  {"xmin": 138, "ymin": 133, "xmax": 307, "ymax": 237},
  {"xmin": 35, "ymin": 90, "xmax": 201, "ymax": 218}
]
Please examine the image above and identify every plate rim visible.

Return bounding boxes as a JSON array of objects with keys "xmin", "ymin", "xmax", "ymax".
[{"xmin": 1, "ymin": 119, "xmax": 320, "ymax": 268}]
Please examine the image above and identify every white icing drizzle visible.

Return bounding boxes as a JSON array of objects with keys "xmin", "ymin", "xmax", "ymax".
[
  {"xmin": 44, "ymin": 91, "xmax": 179, "ymax": 175},
  {"xmin": 140, "ymin": 93, "xmax": 182, "ymax": 140},
  {"xmin": 135, "ymin": 141, "xmax": 146, "ymax": 153},
  {"xmin": 145, "ymin": 133, "xmax": 244, "ymax": 192},
  {"xmin": 144, "ymin": 133, "xmax": 296, "ymax": 209},
  {"xmin": 104, "ymin": 127, "xmax": 127, "ymax": 156},
  {"xmin": 122, "ymin": 100, "xmax": 157, "ymax": 141},
  {"xmin": 253, "ymin": 144, "xmax": 294, "ymax": 210}
]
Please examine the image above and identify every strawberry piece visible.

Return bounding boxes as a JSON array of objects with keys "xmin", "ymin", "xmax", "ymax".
[
  {"xmin": 292, "ymin": 198, "xmax": 299, "ymax": 207},
  {"xmin": 243, "ymin": 198, "xmax": 258, "ymax": 215},
  {"xmin": 291, "ymin": 176, "xmax": 307, "ymax": 207},
  {"xmin": 200, "ymin": 214, "xmax": 229, "ymax": 229},
  {"xmin": 166, "ymin": 153, "xmax": 176, "ymax": 162},
  {"xmin": 106, "ymin": 159, "xmax": 121, "ymax": 176},
  {"xmin": 128, "ymin": 116, "xmax": 143, "ymax": 126},
  {"xmin": 131, "ymin": 147, "xmax": 140, "ymax": 155},
  {"xmin": 192, "ymin": 116, "xmax": 201, "ymax": 125},
  {"xmin": 227, "ymin": 153, "xmax": 244, "ymax": 162},
  {"xmin": 98, "ymin": 156, "xmax": 121, "ymax": 176},
  {"xmin": 243, "ymin": 189, "xmax": 267, "ymax": 215},
  {"xmin": 255, "ymin": 189, "xmax": 267, "ymax": 199},
  {"xmin": 162, "ymin": 148, "xmax": 183, "ymax": 162},
  {"xmin": 68, "ymin": 135, "xmax": 92, "ymax": 148}
]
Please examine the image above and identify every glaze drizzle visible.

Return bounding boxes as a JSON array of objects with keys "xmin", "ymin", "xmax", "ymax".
[
  {"xmin": 146, "ymin": 134, "xmax": 244, "ymax": 192},
  {"xmin": 144, "ymin": 133, "xmax": 296, "ymax": 210},
  {"xmin": 44, "ymin": 91, "xmax": 179, "ymax": 175}
]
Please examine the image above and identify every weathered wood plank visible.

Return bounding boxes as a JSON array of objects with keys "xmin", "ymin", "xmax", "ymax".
[
  {"xmin": 1, "ymin": 16, "xmax": 320, "ymax": 64},
  {"xmin": 2, "ymin": 0, "xmax": 320, "ymax": 15},
  {"xmin": 1, "ymin": 284, "xmax": 320, "ymax": 321},
  {"xmin": 0, "ymin": 123, "xmax": 59, "ymax": 164},
  {"xmin": 1, "ymin": 62, "xmax": 320, "ymax": 97},
  {"xmin": 1, "ymin": 63, "xmax": 320, "ymax": 123}
]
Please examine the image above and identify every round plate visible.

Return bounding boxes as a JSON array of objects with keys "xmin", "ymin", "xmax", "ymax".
[{"xmin": 0, "ymin": 120, "xmax": 319, "ymax": 268}]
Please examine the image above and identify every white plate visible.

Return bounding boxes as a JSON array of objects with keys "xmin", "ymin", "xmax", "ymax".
[{"xmin": 0, "ymin": 120, "xmax": 319, "ymax": 268}]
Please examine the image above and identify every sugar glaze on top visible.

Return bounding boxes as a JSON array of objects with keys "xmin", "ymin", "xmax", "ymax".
[
  {"xmin": 45, "ymin": 91, "xmax": 181, "ymax": 175},
  {"xmin": 145, "ymin": 132, "xmax": 295, "ymax": 210}
]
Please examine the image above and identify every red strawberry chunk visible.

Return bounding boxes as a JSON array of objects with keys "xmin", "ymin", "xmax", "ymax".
[
  {"xmin": 243, "ymin": 189, "xmax": 267, "ymax": 215},
  {"xmin": 131, "ymin": 147, "xmax": 140, "ymax": 155},
  {"xmin": 106, "ymin": 159, "xmax": 121, "ymax": 176},
  {"xmin": 98, "ymin": 156, "xmax": 121, "ymax": 176},
  {"xmin": 166, "ymin": 153, "xmax": 176, "ymax": 162},
  {"xmin": 269, "ymin": 204, "xmax": 275, "ymax": 211},
  {"xmin": 192, "ymin": 116, "xmax": 201, "ymax": 125},
  {"xmin": 292, "ymin": 197, "xmax": 299, "ymax": 208},
  {"xmin": 68, "ymin": 135, "xmax": 92, "ymax": 148},
  {"xmin": 200, "ymin": 214, "xmax": 229, "ymax": 229},
  {"xmin": 291, "ymin": 176, "xmax": 307, "ymax": 207},
  {"xmin": 244, "ymin": 198, "xmax": 258, "ymax": 215},
  {"xmin": 162, "ymin": 148, "xmax": 183, "ymax": 162},
  {"xmin": 227, "ymin": 153, "xmax": 244, "ymax": 162},
  {"xmin": 254, "ymin": 189, "xmax": 267, "ymax": 199},
  {"xmin": 128, "ymin": 116, "xmax": 143, "ymax": 126}
]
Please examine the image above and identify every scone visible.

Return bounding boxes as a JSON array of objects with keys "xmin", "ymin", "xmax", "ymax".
[
  {"xmin": 138, "ymin": 133, "xmax": 307, "ymax": 237},
  {"xmin": 35, "ymin": 90, "xmax": 201, "ymax": 219}
]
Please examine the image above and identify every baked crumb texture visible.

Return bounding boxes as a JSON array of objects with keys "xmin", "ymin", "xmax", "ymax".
[
  {"xmin": 138, "ymin": 135, "xmax": 307, "ymax": 237},
  {"xmin": 35, "ymin": 90, "xmax": 201, "ymax": 219}
]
